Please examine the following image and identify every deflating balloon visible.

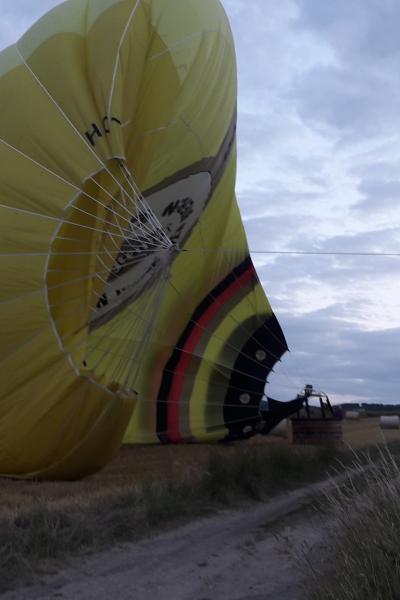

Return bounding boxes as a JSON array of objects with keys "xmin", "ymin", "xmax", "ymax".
[{"xmin": 0, "ymin": 0, "xmax": 288, "ymax": 479}]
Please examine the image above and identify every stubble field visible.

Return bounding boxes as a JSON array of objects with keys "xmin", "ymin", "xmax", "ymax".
[{"xmin": 0, "ymin": 416, "xmax": 396, "ymax": 514}]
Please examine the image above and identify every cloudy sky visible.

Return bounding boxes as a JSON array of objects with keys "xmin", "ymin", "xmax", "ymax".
[{"xmin": 1, "ymin": 0, "xmax": 399, "ymax": 405}]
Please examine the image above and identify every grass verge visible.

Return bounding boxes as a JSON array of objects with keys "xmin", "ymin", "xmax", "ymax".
[{"xmin": 307, "ymin": 443, "xmax": 400, "ymax": 600}]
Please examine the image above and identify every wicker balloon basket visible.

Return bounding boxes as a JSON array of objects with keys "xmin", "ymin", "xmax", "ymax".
[{"xmin": 291, "ymin": 418, "xmax": 343, "ymax": 446}]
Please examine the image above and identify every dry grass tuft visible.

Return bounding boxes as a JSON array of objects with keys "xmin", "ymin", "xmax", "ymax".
[{"xmin": 307, "ymin": 443, "xmax": 400, "ymax": 600}]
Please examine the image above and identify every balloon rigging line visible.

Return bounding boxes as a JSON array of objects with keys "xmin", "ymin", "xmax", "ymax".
[
  {"xmin": 185, "ymin": 221, "xmax": 288, "ymax": 390},
  {"xmin": 85, "ymin": 172, "xmax": 150, "ymax": 233},
  {"xmin": 117, "ymin": 162, "xmax": 172, "ymax": 247},
  {"xmin": 83, "ymin": 168, "xmax": 168, "ymax": 245},
  {"xmin": 164, "ymin": 275, "xmax": 291, "ymax": 382},
  {"xmin": 0, "ymin": 251, "xmax": 165, "ymax": 257},
  {"xmin": 47, "ymin": 253, "xmax": 162, "ymax": 303},
  {"xmin": 159, "ymin": 367, "xmax": 266, "ymax": 400},
  {"xmin": 149, "ymin": 28, "xmax": 222, "ymax": 62},
  {"xmin": 46, "ymin": 305, "xmax": 138, "ymax": 362},
  {"xmin": 104, "ymin": 210, "xmax": 160, "ymax": 264},
  {"xmin": 83, "ymin": 269, "xmax": 283, "ymax": 387},
  {"xmin": 86, "ymin": 335, "xmax": 272, "ymax": 388},
  {"xmin": 1, "ymin": 183, "xmax": 169, "ymax": 257},
  {"xmin": 87, "ymin": 336, "xmax": 268, "ymax": 396},
  {"xmin": 206, "ymin": 279, "xmax": 285, "ymax": 365},
  {"xmin": 167, "ymin": 279, "xmax": 278, "ymax": 374},
  {"xmin": 14, "ymin": 44, "xmax": 172, "ymax": 251},
  {"xmin": 88, "ymin": 270, "xmax": 168, "ymax": 363},
  {"xmin": 88, "ymin": 300, "xmax": 296, "ymax": 392},
  {"xmin": 0, "ymin": 133, "xmax": 161, "ymax": 245},
  {"xmin": 47, "ymin": 258, "xmax": 155, "ymax": 301},
  {"xmin": 179, "ymin": 116, "xmax": 206, "ymax": 156},
  {"xmin": 1, "ymin": 249, "xmax": 315, "ymax": 407},
  {"xmin": 51, "ymin": 248, "xmax": 291, "ymax": 392},
  {"xmin": 57, "ymin": 271, "xmax": 277, "ymax": 390},
  {"xmin": 0, "ymin": 253, "xmax": 152, "ymax": 307},
  {"xmin": 172, "ymin": 252, "xmax": 299, "ymax": 392},
  {"xmin": 83, "ymin": 343, "xmax": 266, "ymax": 398},
  {"xmin": 60, "ymin": 199, "xmax": 164, "ymax": 248},
  {"xmin": 107, "ymin": 0, "xmax": 142, "ymax": 120},
  {"xmin": 123, "ymin": 268, "xmax": 171, "ymax": 389},
  {"xmin": 230, "ymin": 268, "xmax": 291, "ymax": 355},
  {"xmin": 0, "ymin": 131, "xmax": 164, "ymax": 245},
  {"xmin": 250, "ymin": 250, "xmax": 400, "ymax": 257},
  {"xmin": 9, "ymin": 279, "xmax": 274, "ymax": 394},
  {"xmin": 226, "ymin": 266, "xmax": 304, "ymax": 391},
  {"xmin": 185, "ymin": 248, "xmax": 400, "ymax": 258},
  {"xmin": 71, "ymin": 174, "xmax": 161, "ymax": 244},
  {"xmin": 46, "ymin": 250, "xmax": 160, "ymax": 269},
  {"xmin": 62, "ymin": 247, "xmax": 161, "ymax": 270},
  {"xmin": 108, "ymin": 270, "xmax": 166, "ymax": 385},
  {"xmin": 135, "ymin": 395, "xmax": 264, "ymax": 411},
  {"xmin": 87, "ymin": 273, "xmax": 170, "ymax": 378},
  {"xmin": 0, "ymin": 200, "xmax": 167, "ymax": 246},
  {"xmin": 103, "ymin": 197, "xmax": 157, "ymax": 251},
  {"xmin": 125, "ymin": 411, "xmax": 268, "ymax": 443},
  {"xmin": 116, "ymin": 168, "xmax": 170, "ymax": 245}
]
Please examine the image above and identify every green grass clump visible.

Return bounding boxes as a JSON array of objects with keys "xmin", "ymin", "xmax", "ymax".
[
  {"xmin": 204, "ymin": 443, "xmax": 338, "ymax": 503},
  {"xmin": 308, "ymin": 445, "xmax": 400, "ymax": 600}
]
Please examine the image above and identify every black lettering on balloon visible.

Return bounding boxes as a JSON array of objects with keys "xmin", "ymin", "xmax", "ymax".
[
  {"xmin": 162, "ymin": 197, "xmax": 194, "ymax": 222},
  {"xmin": 96, "ymin": 293, "xmax": 108, "ymax": 309},
  {"xmin": 102, "ymin": 116, "xmax": 122, "ymax": 133},
  {"xmin": 84, "ymin": 116, "xmax": 122, "ymax": 147},
  {"xmin": 176, "ymin": 197, "xmax": 194, "ymax": 222},
  {"xmin": 85, "ymin": 123, "xmax": 103, "ymax": 147},
  {"xmin": 162, "ymin": 200, "xmax": 181, "ymax": 217}
]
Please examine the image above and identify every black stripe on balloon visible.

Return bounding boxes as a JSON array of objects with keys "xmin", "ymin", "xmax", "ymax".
[
  {"xmin": 223, "ymin": 314, "xmax": 288, "ymax": 440},
  {"xmin": 157, "ymin": 255, "xmax": 254, "ymax": 443}
]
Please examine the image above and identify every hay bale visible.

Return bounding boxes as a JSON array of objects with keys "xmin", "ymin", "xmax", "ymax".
[{"xmin": 380, "ymin": 415, "xmax": 400, "ymax": 430}]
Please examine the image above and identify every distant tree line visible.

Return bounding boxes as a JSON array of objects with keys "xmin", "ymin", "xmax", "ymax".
[{"xmin": 341, "ymin": 403, "xmax": 400, "ymax": 411}]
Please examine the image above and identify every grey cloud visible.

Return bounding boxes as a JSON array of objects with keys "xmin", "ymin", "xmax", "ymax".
[
  {"xmin": 295, "ymin": 0, "xmax": 400, "ymax": 62},
  {"xmin": 351, "ymin": 159, "xmax": 400, "ymax": 182},
  {"xmin": 292, "ymin": 65, "xmax": 394, "ymax": 140},
  {"xmin": 268, "ymin": 310, "xmax": 400, "ymax": 403},
  {"xmin": 317, "ymin": 229, "xmax": 400, "ymax": 254},
  {"xmin": 257, "ymin": 235, "xmax": 398, "ymax": 301},
  {"xmin": 238, "ymin": 187, "xmax": 322, "ymax": 221},
  {"xmin": 290, "ymin": 0, "xmax": 400, "ymax": 142},
  {"xmin": 243, "ymin": 211, "xmax": 323, "ymax": 254},
  {"xmin": 356, "ymin": 179, "xmax": 400, "ymax": 212}
]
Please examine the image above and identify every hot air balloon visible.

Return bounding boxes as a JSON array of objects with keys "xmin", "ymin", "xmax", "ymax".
[{"xmin": 0, "ymin": 0, "xmax": 288, "ymax": 479}]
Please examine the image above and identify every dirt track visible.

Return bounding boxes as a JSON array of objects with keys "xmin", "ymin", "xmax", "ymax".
[{"xmin": 1, "ymin": 476, "xmax": 339, "ymax": 600}]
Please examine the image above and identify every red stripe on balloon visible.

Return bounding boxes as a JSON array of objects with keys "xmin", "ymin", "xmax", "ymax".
[{"xmin": 167, "ymin": 265, "xmax": 255, "ymax": 442}]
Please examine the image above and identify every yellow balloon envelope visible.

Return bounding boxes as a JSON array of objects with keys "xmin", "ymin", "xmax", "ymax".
[{"xmin": 0, "ymin": 0, "xmax": 287, "ymax": 479}]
